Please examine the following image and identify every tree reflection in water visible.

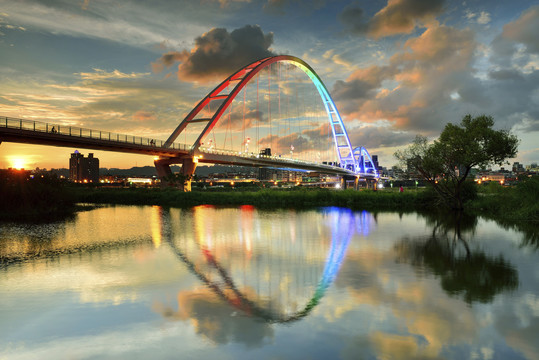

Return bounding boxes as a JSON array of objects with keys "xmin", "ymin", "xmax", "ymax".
[{"xmin": 395, "ymin": 212, "xmax": 519, "ymax": 304}]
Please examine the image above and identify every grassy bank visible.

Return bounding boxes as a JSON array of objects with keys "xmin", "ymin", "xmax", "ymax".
[
  {"xmin": 3, "ymin": 175, "xmax": 537, "ymax": 225},
  {"xmin": 70, "ymin": 186, "xmax": 427, "ymax": 211},
  {"xmin": 68, "ymin": 177, "xmax": 539, "ymax": 222},
  {"xmin": 469, "ymin": 177, "xmax": 539, "ymax": 222}
]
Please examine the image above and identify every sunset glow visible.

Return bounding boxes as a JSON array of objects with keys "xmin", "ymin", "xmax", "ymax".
[
  {"xmin": 0, "ymin": 1, "xmax": 537, "ymax": 169},
  {"xmin": 9, "ymin": 157, "xmax": 27, "ymax": 170}
]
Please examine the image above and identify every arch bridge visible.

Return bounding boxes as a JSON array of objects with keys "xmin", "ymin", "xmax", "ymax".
[{"xmin": 0, "ymin": 55, "xmax": 379, "ymax": 189}]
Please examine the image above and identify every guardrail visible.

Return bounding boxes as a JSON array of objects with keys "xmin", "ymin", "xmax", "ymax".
[
  {"xmin": 0, "ymin": 116, "xmax": 191, "ymax": 151},
  {"xmin": 198, "ymin": 146, "xmax": 349, "ymax": 172}
]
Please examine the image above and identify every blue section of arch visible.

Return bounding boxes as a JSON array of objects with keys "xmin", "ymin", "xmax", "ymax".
[{"xmin": 354, "ymin": 146, "xmax": 380, "ymax": 177}]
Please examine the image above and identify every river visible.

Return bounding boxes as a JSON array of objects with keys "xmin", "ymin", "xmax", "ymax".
[{"xmin": 0, "ymin": 205, "xmax": 538, "ymax": 359}]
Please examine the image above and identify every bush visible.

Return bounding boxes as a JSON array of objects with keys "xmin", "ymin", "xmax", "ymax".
[{"xmin": 461, "ymin": 180, "xmax": 478, "ymax": 203}]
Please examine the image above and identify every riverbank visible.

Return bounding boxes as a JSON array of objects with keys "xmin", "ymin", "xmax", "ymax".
[
  {"xmin": 69, "ymin": 186, "xmax": 428, "ymax": 211},
  {"xmin": 67, "ymin": 178, "xmax": 538, "ymax": 225},
  {"xmin": 2, "ymin": 176, "xmax": 537, "ymax": 225},
  {"xmin": 467, "ymin": 177, "xmax": 539, "ymax": 222}
]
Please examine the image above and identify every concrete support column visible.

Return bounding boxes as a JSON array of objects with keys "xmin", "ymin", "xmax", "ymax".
[
  {"xmin": 341, "ymin": 175, "xmax": 359, "ymax": 190},
  {"xmin": 154, "ymin": 156, "xmax": 197, "ymax": 192},
  {"xmin": 180, "ymin": 157, "xmax": 197, "ymax": 192},
  {"xmin": 154, "ymin": 159, "xmax": 172, "ymax": 178}
]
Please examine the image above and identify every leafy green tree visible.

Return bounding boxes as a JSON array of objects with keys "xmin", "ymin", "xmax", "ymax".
[{"xmin": 395, "ymin": 115, "xmax": 519, "ymax": 210}]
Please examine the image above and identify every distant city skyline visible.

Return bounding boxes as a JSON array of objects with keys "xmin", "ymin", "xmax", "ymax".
[{"xmin": 1, "ymin": 0, "xmax": 538, "ymax": 170}]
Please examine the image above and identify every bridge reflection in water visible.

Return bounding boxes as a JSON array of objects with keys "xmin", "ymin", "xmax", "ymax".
[{"xmin": 153, "ymin": 206, "xmax": 374, "ymax": 324}]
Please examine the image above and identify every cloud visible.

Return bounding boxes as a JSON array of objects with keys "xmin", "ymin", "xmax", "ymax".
[
  {"xmin": 464, "ymin": 9, "xmax": 476, "ymax": 20},
  {"xmin": 210, "ymin": 0, "xmax": 252, "ymax": 8},
  {"xmin": 513, "ymin": 116, "xmax": 539, "ymax": 133},
  {"xmin": 0, "ymin": 11, "xmax": 27, "ymax": 32},
  {"xmin": 154, "ymin": 25, "xmax": 276, "ymax": 83},
  {"xmin": 0, "ymin": 0, "xmax": 210, "ymax": 49},
  {"xmin": 339, "ymin": 0, "xmax": 445, "ymax": 39},
  {"xmin": 477, "ymin": 11, "xmax": 491, "ymax": 25},
  {"xmin": 333, "ymin": 241, "xmax": 481, "ymax": 359},
  {"xmin": 484, "ymin": 6, "xmax": 539, "ymax": 131},
  {"xmin": 151, "ymin": 52, "xmax": 185, "ymax": 73},
  {"xmin": 77, "ymin": 69, "xmax": 150, "ymax": 81},
  {"xmin": 153, "ymin": 288, "xmax": 274, "ymax": 347},
  {"xmin": 333, "ymin": 24, "xmax": 477, "ymax": 133},
  {"xmin": 0, "ymin": 68, "xmax": 201, "ymax": 138},
  {"xmin": 332, "ymin": 65, "xmax": 394, "ymax": 112},
  {"xmin": 214, "ymin": 107, "xmax": 264, "ymax": 131},
  {"xmin": 490, "ymin": 5, "xmax": 539, "ymax": 69},
  {"xmin": 500, "ymin": 5, "xmax": 539, "ymax": 54},
  {"xmin": 133, "ymin": 110, "xmax": 157, "ymax": 123},
  {"xmin": 347, "ymin": 125, "xmax": 416, "ymax": 149}
]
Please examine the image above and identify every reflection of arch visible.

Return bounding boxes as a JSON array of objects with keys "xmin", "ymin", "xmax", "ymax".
[
  {"xmin": 165, "ymin": 55, "xmax": 358, "ymax": 173},
  {"xmin": 160, "ymin": 207, "xmax": 359, "ymax": 323}
]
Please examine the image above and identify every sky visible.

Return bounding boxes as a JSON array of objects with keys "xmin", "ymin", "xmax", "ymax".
[{"xmin": 0, "ymin": 0, "xmax": 538, "ymax": 170}]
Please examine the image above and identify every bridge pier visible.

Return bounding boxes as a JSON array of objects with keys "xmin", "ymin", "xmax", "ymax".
[
  {"xmin": 366, "ymin": 179, "xmax": 378, "ymax": 190},
  {"xmin": 154, "ymin": 156, "xmax": 197, "ymax": 192},
  {"xmin": 341, "ymin": 175, "xmax": 359, "ymax": 190}
]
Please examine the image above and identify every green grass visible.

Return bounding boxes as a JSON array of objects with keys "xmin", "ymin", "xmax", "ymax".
[
  {"xmin": 470, "ymin": 177, "xmax": 539, "ymax": 221},
  {"xmin": 69, "ymin": 186, "xmax": 428, "ymax": 211},
  {"xmin": 3, "ymin": 176, "xmax": 537, "ymax": 226}
]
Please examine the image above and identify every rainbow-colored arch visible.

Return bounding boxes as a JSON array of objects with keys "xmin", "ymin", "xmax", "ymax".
[{"xmin": 165, "ymin": 55, "xmax": 375, "ymax": 175}]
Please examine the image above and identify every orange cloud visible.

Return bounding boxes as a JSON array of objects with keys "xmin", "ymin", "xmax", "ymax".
[
  {"xmin": 368, "ymin": 0, "xmax": 443, "ymax": 39},
  {"xmin": 333, "ymin": 23, "xmax": 477, "ymax": 134},
  {"xmin": 152, "ymin": 287, "xmax": 274, "ymax": 346},
  {"xmin": 339, "ymin": 0, "xmax": 445, "ymax": 39},
  {"xmin": 133, "ymin": 110, "xmax": 156, "ymax": 123}
]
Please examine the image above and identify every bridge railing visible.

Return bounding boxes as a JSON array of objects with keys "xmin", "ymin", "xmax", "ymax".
[
  {"xmin": 1, "ymin": 116, "xmax": 191, "ymax": 151},
  {"xmin": 198, "ymin": 146, "xmax": 346, "ymax": 172}
]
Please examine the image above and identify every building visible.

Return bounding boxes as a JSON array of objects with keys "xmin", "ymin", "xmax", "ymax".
[
  {"xmin": 371, "ymin": 155, "xmax": 379, "ymax": 172},
  {"xmin": 69, "ymin": 151, "xmax": 99, "ymax": 183},
  {"xmin": 512, "ymin": 162, "xmax": 525, "ymax": 173},
  {"xmin": 475, "ymin": 172, "xmax": 506, "ymax": 184},
  {"xmin": 258, "ymin": 167, "xmax": 304, "ymax": 182}
]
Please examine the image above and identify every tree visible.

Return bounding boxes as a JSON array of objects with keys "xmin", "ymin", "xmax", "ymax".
[
  {"xmin": 395, "ymin": 115, "xmax": 519, "ymax": 210},
  {"xmin": 163, "ymin": 172, "xmax": 191, "ymax": 191}
]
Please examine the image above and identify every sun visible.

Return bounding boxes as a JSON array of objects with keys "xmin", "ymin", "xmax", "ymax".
[{"xmin": 10, "ymin": 157, "xmax": 28, "ymax": 170}]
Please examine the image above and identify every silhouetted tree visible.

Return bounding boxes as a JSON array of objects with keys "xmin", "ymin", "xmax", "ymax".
[{"xmin": 395, "ymin": 115, "xmax": 519, "ymax": 210}]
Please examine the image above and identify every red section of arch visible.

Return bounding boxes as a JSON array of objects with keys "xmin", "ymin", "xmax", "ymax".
[{"xmin": 165, "ymin": 55, "xmax": 326, "ymax": 150}]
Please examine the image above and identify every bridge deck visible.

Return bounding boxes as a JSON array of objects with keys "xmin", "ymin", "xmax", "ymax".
[
  {"xmin": 195, "ymin": 149, "xmax": 356, "ymax": 176},
  {"xmin": 0, "ymin": 116, "xmax": 190, "ymax": 157},
  {"xmin": 1, "ymin": 116, "xmax": 376, "ymax": 178}
]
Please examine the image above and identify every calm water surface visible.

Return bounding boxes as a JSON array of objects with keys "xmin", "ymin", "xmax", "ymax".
[{"xmin": 0, "ymin": 205, "xmax": 538, "ymax": 360}]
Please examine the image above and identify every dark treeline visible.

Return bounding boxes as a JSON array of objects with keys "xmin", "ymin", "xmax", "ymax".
[{"xmin": 0, "ymin": 171, "xmax": 77, "ymax": 221}]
